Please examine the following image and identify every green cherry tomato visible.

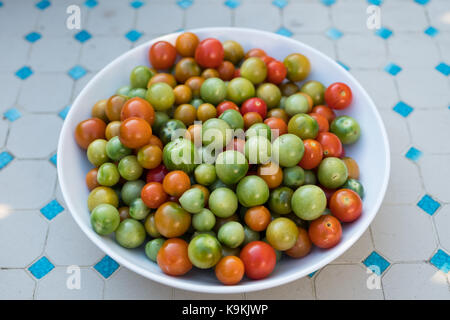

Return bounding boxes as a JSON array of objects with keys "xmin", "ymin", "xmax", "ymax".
[
  {"xmin": 129, "ymin": 198, "xmax": 150, "ymax": 220},
  {"xmin": 219, "ymin": 109, "xmax": 244, "ymax": 130},
  {"xmin": 144, "ymin": 213, "xmax": 161, "ymax": 237},
  {"xmin": 121, "ymin": 180, "xmax": 145, "ymax": 206},
  {"xmin": 106, "ymin": 136, "xmax": 132, "ymax": 161},
  {"xmin": 190, "ymin": 98, "xmax": 204, "ymax": 109},
  {"xmin": 268, "ymin": 186, "xmax": 294, "ymax": 215},
  {"xmin": 194, "ymin": 163, "xmax": 217, "ymax": 186},
  {"xmin": 288, "ymin": 113, "xmax": 319, "ymax": 140},
  {"xmin": 209, "ymin": 187, "xmax": 238, "ymax": 218},
  {"xmin": 208, "ymin": 178, "xmax": 230, "ymax": 192},
  {"xmin": 162, "ymin": 138, "xmax": 198, "ymax": 174},
  {"xmin": 256, "ymin": 83, "xmax": 282, "ymax": 109},
  {"xmin": 330, "ymin": 115, "xmax": 361, "ymax": 145},
  {"xmin": 192, "ymin": 208, "xmax": 216, "ymax": 232},
  {"xmin": 300, "ymin": 81, "xmax": 326, "ymax": 106},
  {"xmin": 129, "ymin": 88, "xmax": 147, "ymax": 99},
  {"xmin": 202, "ymin": 118, "xmax": 232, "ymax": 148},
  {"xmin": 246, "ymin": 123, "xmax": 272, "ymax": 140},
  {"xmin": 226, "ymin": 77, "xmax": 255, "ymax": 105},
  {"xmin": 90, "ymin": 203, "xmax": 120, "ymax": 235},
  {"xmin": 240, "ymin": 57, "xmax": 267, "ymax": 85},
  {"xmin": 130, "ymin": 65, "xmax": 155, "ymax": 89},
  {"xmin": 159, "ymin": 119, "xmax": 186, "ymax": 145},
  {"xmin": 285, "ymin": 93, "xmax": 310, "ymax": 116},
  {"xmin": 272, "ymin": 134, "xmax": 304, "ymax": 168},
  {"xmin": 236, "ymin": 175, "xmax": 269, "ymax": 207},
  {"xmin": 115, "ymin": 219, "xmax": 146, "ymax": 249},
  {"xmin": 179, "ymin": 188, "xmax": 205, "ymax": 213},
  {"xmin": 317, "ymin": 157, "xmax": 348, "ymax": 189},
  {"xmin": 116, "ymin": 85, "xmax": 130, "ymax": 97},
  {"xmin": 188, "ymin": 233, "xmax": 222, "ymax": 269},
  {"xmin": 218, "ymin": 221, "xmax": 245, "ymax": 248},
  {"xmin": 88, "ymin": 186, "xmax": 119, "ymax": 211},
  {"xmin": 153, "ymin": 111, "xmax": 170, "ymax": 134},
  {"xmin": 342, "ymin": 178, "xmax": 365, "ymax": 199},
  {"xmin": 283, "ymin": 53, "xmax": 310, "ymax": 82},
  {"xmin": 118, "ymin": 155, "xmax": 143, "ymax": 181},
  {"xmin": 215, "ymin": 150, "xmax": 248, "ymax": 185},
  {"xmin": 87, "ymin": 139, "xmax": 109, "ymax": 167},
  {"xmin": 200, "ymin": 77, "xmax": 227, "ymax": 105},
  {"xmin": 146, "ymin": 82, "xmax": 175, "ymax": 111},
  {"xmin": 266, "ymin": 217, "xmax": 299, "ymax": 251},
  {"xmin": 242, "ymin": 225, "xmax": 260, "ymax": 246},
  {"xmin": 291, "ymin": 185, "xmax": 327, "ymax": 220},
  {"xmin": 304, "ymin": 170, "xmax": 317, "ymax": 185},
  {"xmin": 97, "ymin": 162, "xmax": 120, "ymax": 187},
  {"xmin": 245, "ymin": 135, "xmax": 272, "ymax": 165},
  {"xmin": 283, "ymin": 166, "xmax": 305, "ymax": 188},
  {"xmin": 145, "ymin": 238, "xmax": 165, "ymax": 262}
]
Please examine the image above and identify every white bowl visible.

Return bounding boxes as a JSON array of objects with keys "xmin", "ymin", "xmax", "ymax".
[{"xmin": 57, "ymin": 27, "xmax": 390, "ymax": 294}]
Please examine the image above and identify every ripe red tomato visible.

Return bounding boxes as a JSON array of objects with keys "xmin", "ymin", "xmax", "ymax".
[
  {"xmin": 120, "ymin": 97, "xmax": 155, "ymax": 125},
  {"xmin": 215, "ymin": 256, "xmax": 245, "ymax": 285},
  {"xmin": 311, "ymin": 105, "xmax": 336, "ymax": 123},
  {"xmin": 330, "ymin": 189, "xmax": 362, "ymax": 222},
  {"xmin": 149, "ymin": 41, "xmax": 177, "ymax": 70},
  {"xmin": 298, "ymin": 139, "xmax": 323, "ymax": 170},
  {"xmin": 119, "ymin": 117, "xmax": 152, "ymax": 149},
  {"xmin": 316, "ymin": 132, "xmax": 342, "ymax": 158},
  {"xmin": 308, "ymin": 215, "xmax": 342, "ymax": 249},
  {"xmin": 240, "ymin": 97, "xmax": 267, "ymax": 119},
  {"xmin": 74, "ymin": 118, "xmax": 106, "ymax": 149},
  {"xmin": 141, "ymin": 182, "xmax": 168, "ymax": 209},
  {"xmin": 264, "ymin": 117, "xmax": 287, "ymax": 136},
  {"xmin": 266, "ymin": 60, "xmax": 287, "ymax": 85},
  {"xmin": 216, "ymin": 101, "xmax": 239, "ymax": 116},
  {"xmin": 325, "ymin": 82, "xmax": 353, "ymax": 110},
  {"xmin": 157, "ymin": 238, "xmax": 192, "ymax": 276},
  {"xmin": 260, "ymin": 55, "xmax": 275, "ymax": 65},
  {"xmin": 146, "ymin": 164, "xmax": 169, "ymax": 183},
  {"xmin": 240, "ymin": 241, "xmax": 276, "ymax": 280},
  {"xmin": 217, "ymin": 61, "xmax": 235, "ymax": 81},
  {"xmin": 194, "ymin": 38, "xmax": 224, "ymax": 68},
  {"xmin": 309, "ymin": 112, "xmax": 329, "ymax": 133}
]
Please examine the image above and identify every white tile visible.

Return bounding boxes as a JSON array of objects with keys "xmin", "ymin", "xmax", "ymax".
[
  {"xmin": 104, "ymin": 267, "xmax": 173, "ymax": 299},
  {"xmin": 436, "ymin": 32, "xmax": 450, "ymax": 62},
  {"xmin": 428, "ymin": 0, "xmax": 450, "ymax": 32},
  {"xmin": 46, "ymin": 212, "xmax": 104, "ymax": 266},
  {"xmin": 371, "ymin": 204, "xmax": 437, "ymax": 262},
  {"xmin": 284, "ymin": 3, "xmax": 330, "ymax": 33},
  {"xmin": 187, "ymin": 2, "xmax": 232, "ymax": 29},
  {"xmin": 334, "ymin": 230, "xmax": 374, "ymax": 264},
  {"xmin": 86, "ymin": 0, "xmax": 135, "ymax": 36},
  {"xmin": 331, "ymin": 0, "xmax": 373, "ymax": 33},
  {"xmin": 336, "ymin": 34, "xmax": 386, "ymax": 69},
  {"xmin": 293, "ymin": 34, "xmax": 336, "ymax": 60},
  {"xmin": 7, "ymin": 114, "xmax": 62, "ymax": 158},
  {"xmin": 378, "ymin": 109, "xmax": 411, "ymax": 155},
  {"xmin": 0, "ymin": 36, "xmax": 30, "ymax": 73},
  {"xmin": 0, "ymin": 120, "xmax": 8, "ymax": 148},
  {"xmin": 29, "ymin": 37, "xmax": 81, "ymax": 72},
  {"xmin": 174, "ymin": 289, "xmax": 244, "ymax": 300},
  {"xmin": 419, "ymin": 155, "xmax": 450, "ymax": 203},
  {"xmin": 0, "ymin": 160, "xmax": 56, "ymax": 209},
  {"xmin": 434, "ymin": 206, "xmax": 450, "ymax": 253},
  {"xmin": 0, "ymin": 1, "xmax": 39, "ymax": 36},
  {"xmin": 382, "ymin": 2, "xmax": 428, "ymax": 32},
  {"xmin": 0, "ymin": 211, "xmax": 48, "ymax": 268},
  {"xmin": 315, "ymin": 264, "xmax": 384, "ymax": 300},
  {"xmin": 387, "ymin": 34, "xmax": 440, "ymax": 69},
  {"xmin": 0, "ymin": 73, "xmax": 21, "ymax": 113},
  {"xmin": 136, "ymin": 3, "xmax": 183, "ymax": 35},
  {"xmin": 36, "ymin": 267, "xmax": 103, "ymax": 300},
  {"xmin": 0, "ymin": 269, "xmax": 35, "ymax": 300},
  {"xmin": 18, "ymin": 73, "xmax": 73, "ymax": 113},
  {"xmin": 383, "ymin": 155, "xmax": 423, "ymax": 204},
  {"xmin": 383, "ymin": 263, "xmax": 450, "ymax": 299},
  {"xmin": 234, "ymin": 2, "xmax": 279, "ymax": 31},
  {"xmin": 80, "ymin": 36, "xmax": 131, "ymax": 71},
  {"xmin": 409, "ymin": 110, "xmax": 450, "ymax": 153},
  {"xmin": 246, "ymin": 277, "xmax": 314, "ymax": 300}
]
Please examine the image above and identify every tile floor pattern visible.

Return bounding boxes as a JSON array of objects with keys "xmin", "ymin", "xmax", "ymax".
[{"xmin": 0, "ymin": 0, "xmax": 449, "ymax": 300}]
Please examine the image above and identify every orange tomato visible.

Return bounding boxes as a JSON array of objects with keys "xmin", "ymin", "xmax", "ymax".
[
  {"xmin": 257, "ymin": 162, "xmax": 283, "ymax": 189},
  {"xmin": 155, "ymin": 202, "xmax": 191, "ymax": 238},
  {"xmin": 285, "ymin": 227, "xmax": 312, "ymax": 258},
  {"xmin": 342, "ymin": 157, "xmax": 360, "ymax": 179},
  {"xmin": 86, "ymin": 168, "xmax": 100, "ymax": 190},
  {"xmin": 311, "ymin": 105, "xmax": 336, "ymax": 123},
  {"xmin": 215, "ymin": 256, "xmax": 245, "ymax": 285},
  {"xmin": 309, "ymin": 112, "xmax": 329, "ymax": 133},
  {"xmin": 244, "ymin": 206, "xmax": 271, "ymax": 232},
  {"xmin": 264, "ymin": 117, "xmax": 287, "ymax": 137},
  {"xmin": 162, "ymin": 170, "xmax": 191, "ymax": 197},
  {"xmin": 137, "ymin": 144, "xmax": 162, "ymax": 169},
  {"xmin": 243, "ymin": 112, "xmax": 263, "ymax": 130},
  {"xmin": 119, "ymin": 117, "xmax": 152, "ymax": 149},
  {"xmin": 157, "ymin": 238, "xmax": 192, "ymax": 276},
  {"xmin": 141, "ymin": 182, "xmax": 168, "ymax": 209},
  {"xmin": 75, "ymin": 118, "xmax": 106, "ymax": 149},
  {"xmin": 175, "ymin": 32, "xmax": 199, "ymax": 57},
  {"xmin": 120, "ymin": 97, "xmax": 155, "ymax": 126}
]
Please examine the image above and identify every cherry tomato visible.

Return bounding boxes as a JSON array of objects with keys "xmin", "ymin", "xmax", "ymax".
[
  {"xmin": 325, "ymin": 82, "xmax": 353, "ymax": 110},
  {"xmin": 184, "ymin": 124, "xmax": 202, "ymax": 144},
  {"xmin": 244, "ymin": 206, "xmax": 271, "ymax": 232},
  {"xmin": 75, "ymin": 118, "xmax": 106, "ymax": 149},
  {"xmin": 309, "ymin": 112, "xmax": 329, "ymax": 133},
  {"xmin": 243, "ymin": 112, "xmax": 263, "ymax": 130},
  {"xmin": 264, "ymin": 117, "xmax": 287, "ymax": 136},
  {"xmin": 146, "ymin": 164, "xmax": 169, "ymax": 183},
  {"xmin": 216, "ymin": 101, "xmax": 239, "ymax": 116},
  {"xmin": 329, "ymin": 189, "xmax": 362, "ymax": 222},
  {"xmin": 119, "ymin": 117, "xmax": 152, "ymax": 149},
  {"xmin": 308, "ymin": 215, "xmax": 342, "ymax": 249},
  {"xmin": 267, "ymin": 60, "xmax": 287, "ymax": 85},
  {"xmin": 342, "ymin": 157, "xmax": 360, "ymax": 179},
  {"xmin": 147, "ymin": 72, "xmax": 177, "ymax": 88},
  {"xmin": 106, "ymin": 95, "xmax": 126, "ymax": 121},
  {"xmin": 157, "ymin": 238, "xmax": 192, "ymax": 276},
  {"xmin": 175, "ymin": 32, "xmax": 199, "ymax": 57},
  {"xmin": 155, "ymin": 201, "xmax": 191, "ymax": 237},
  {"xmin": 298, "ymin": 139, "xmax": 323, "ymax": 170},
  {"xmin": 260, "ymin": 55, "xmax": 275, "ymax": 65},
  {"xmin": 217, "ymin": 61, "xmax": 235, "ymax": 81},
  {"xmin": 240, "ymin": 97, "xmax": 267, "ymax": 119},
  {"xmin": 285, "ymin": 227, "xmax": 312, "ymax": 258},
  {"xmin": 149, "ymin": 41, "xmax": 177, "ymax": 70},
  {"xmin": 201, "ymin": 68, "xmax": 219, "ymax": 79},
  {"xmin": 245, "ymin": 48, "xmax": 267, "ymax": 59},
  {"xmin": 311, "ymin": 105, "xmax": 336, "ymax": 123},
  {"xmin": 86, "ymin": 168, "xmax": 100, "ymax": 191},
  {"xmin": 215, "ymin": 256, "xmax": 245, "ymax": 285},
  {"xmin": 195, "ymin": 38, "xmax": 224, "ymax": 68},
  {"xmin": 240, "ymin": 241, "xmax": 276, "ymax": 280},
  {"xmin": 173, "ymin": 84, "xmax": 193, "ymax": 105},
  {"xmin": 316, "ymin": 132, "xmax": 342, "ymax": 158},
  {"xmin": 148, "ymin": 135, "xmax": 163, "ymax": 149},
  {"xmin": 257, "ymin": 162, "xmax": 283, "ymax": 189},
  {"xmin": 162, "ymin": 170, "xmax": 191, "ymax": 197},
  {"xmin": 137, "ymin": 144, "xmax": 162, "ymax": 169},
  {"xmin": 120, "ymin": 97, "xmax": 155, "ymax": 126},
  {"xmin": 267, "ymin": 108, "xmax": 288, "ymax": 123},
  {"xmin": 141, "ymin": 182, "xmax": 168, "ymax": 209},
  {"xmin": 185, "ymin": 76, "xmax": 205, "ymax": 98}
]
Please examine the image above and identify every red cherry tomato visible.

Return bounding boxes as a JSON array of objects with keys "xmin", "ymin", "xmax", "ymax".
[
  {"xmin": 330, "ymin": 189, "xmax": 362, "ymax": 222},
  {"xmin": 260, "ymin": 55, "xmax": 275, "ymax": 65},
  {"xmin": 311, "ymin": 105, "xmax": 336, "ymax": 123},
  {"xmin": 74, "ymin": 118, "xmax": 106, "ymax": 149},
  {"xmin": 157, "ymin": 238, "xmax": 192, "ymax": 276},
  {"xmin": 266, "ymin": 60, "xmax": 287, "ymax": 85},
  {"xmin": 149, "ymin": 41, "xmax": 177, "ymax": 70},
  {"xmin": 309, "ymin": 112, "xmax": 329, "ymax": 133},
  {"xmin": 308, "ymin": 215, "xmax": 342, "ymax": 249},
  {"xmin": 216, "ymin": 101, "xmax": 239, "ymax": 116},
  {"xmin": 240, "ymin": 97, "xmax": 267, "ymax": 119},
  {"xmin": 298, "ymin": 139, "xmax": 323, "ymax": 170},
  {"xmin": 245, "ymin": 48, "xmax": 267, "ymax": 59},
  {"xmin": 194, "ymin": 38, "xmax": 224, "ymax": 68},
  {"xmin": 324, "ymin": 82, "xmax": 353, "ymax": 110},
  {"xmin": 316, "ymin": 132, "xmax": 342, "ymax": 158},
  {"xmin": 264, "ymin": 117, "xmax": 287, "ymax": 137},
  {"xmin": 141, "ymin": 182, "xmax": 168, "ymax": 209},
  {"xmin": 146, "ymin": 164, "xmax": 169, "ymax": 183},
  {"xmin": 240, "ymin": 241, "xmax": 276, "ymax": 280},
  {"xmin": 120, "ymin": 97, "xmax": 155, "ymax": 126}
]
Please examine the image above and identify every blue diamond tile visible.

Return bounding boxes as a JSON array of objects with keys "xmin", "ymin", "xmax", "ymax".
[
  {"xmin": 225, "ymin": 0, "xmax": 241, "ymax": 9},
  {"xmin": 15, "ymin": 66, "xmax": 33, "ymax": 80},
  {"xmin": 84, "ymin": 0, "xmax": 98, "ymax": 8},
  {"xmin": 275, "ymin": 27, "xmax": 293, "ymax": 37},
  {"xmin": 405, "ymin": 147, "xmax": 422, "ymax": 162},
  {"xmin": 40, "ymin": 200, "xmax": 64, "ymax": 220},
  {"xmin": 375, "ymin": 27, "xmax": 393, "ymax": 39},
  {"xmin": 363, "ymin": 251, "xmax": 390, "ymax": 275},
  {"xmin": 49, "ymin": 153, "xmax": 57, "ymax": 166},
  {"xmin": 393, "ymin": 102, "xmax": 413, "ymax": 117},
  {"xmin": 0, "ymin": 2, "xmax": 3, "ymax": 7},
  {"xmin": 417, "ymin": 195, "xmax": 440, "ymax": 216},
  {"xmin": 68, "ymin": 65, "xmax": 87, "ymax": 80},
  {"xmin": 58, "ymin": 105, "xmax": 71, "ymax": 120},
  {"xmin": 435, "ymin": 62, "xmax": 450, "ymax": 76},
  {"xmin": 130, "ymin": 0, "xmax": 144, "ymax": 8},
  {"xmin": 125, "ymin": 30, "xmax": 142, "ymax": 42},
  {"xmin": 320, "ymin": 0, "xmax": 336, "ymax": 6},
  {"xmin": 272, "ymin": 0, "xmax": 288, "ymax": 8},
  {"xmin": 176, "ymin": 0, "xmax": 193, "ymax": 9},
  {"xmin": 28, "ymin": 257, "xmax": 54, "ymax": 279},
  {"xmin": 384, "ymin": 63, "xmax": 402, "ymax": 76},
  {"xmin": 94, "ymin": 255, "xmax": 120, "ymax": 278},
  {"xmin": 337, "ymin": 61, "xmax": 350, "ymax": 71},
  {"xmin": 415, "ymin": 0, "xmax": 429, "ymax": 5},
  {"xmin": 25, "ymin": 32, "xmax": 42, "ymax": 43},
  {"xmin": 0, "ymin": 152, "xmax": 14, "ymax": 170},
  {"xmin": 74, "ymin": 30, "xmax": 92, "ymax": 43},
  {"xmin": 3, "ymin": 108, "xmax": 21, "ymax": 122},
  {"xmin": 36, "ymin": 0, "xmax": 51, "ymax": 10},
  {"xmin": 430, "ymin": 249, "xmax": 450, "ymax": 273},
  {"xmin": 367, "ymin": 0, "xmax": 382, "ymax": 5},
  {"xmin": 424, "ymin": 26, "xmax": 439, "ymax": 37},
  {"xmin": 326, "ymin": 28, "xmax": 343, "ymax": 40},
  {"xmin": 307, "ymin": 271, "xmax": 317, "ymax": 278}
]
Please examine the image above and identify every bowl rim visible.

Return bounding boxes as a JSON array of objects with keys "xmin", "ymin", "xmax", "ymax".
[{"xmin": 57, "ymin": 27, "xmax": 391, "ymax": 294}]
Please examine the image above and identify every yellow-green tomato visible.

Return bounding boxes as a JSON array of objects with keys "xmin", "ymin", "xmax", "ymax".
[
  {"xmin": 90, "ymin": 204, "xmax": 120, "ymax": 235},
  {"xmin": 115, "ymin": 219, "xmax": 146, "ymax": 249},
  {"xmin": 97, "ymin": 162, "xmax": 120, "ymax": 187},
  {"xmin": 192, "ymin": 208, "xmax": 216, "ymax": 232},
  {"xmin": 283, "ymin": 53, "xmax": 310, "ymax": 82},
  {"xmin": 179, "ymin": 188, "xmax": 205, "ymax": 213},
  {"xmin": 218, "ymin": 221, "xmax": 245, "ymax": 249},
  {"xmin": 87, "ymin": 139, "xmax": 109, "ymax": 167},
  {"xmin": 87, "ymin": 186, "xmax": 119, "ymax": 211},
  {"xmin": 266, "ymin": 217, "xmax": 299, "ymax": 251},
  {"xmin": 188, "ymin": 233, "xmax": 222, "ymax": 269}
]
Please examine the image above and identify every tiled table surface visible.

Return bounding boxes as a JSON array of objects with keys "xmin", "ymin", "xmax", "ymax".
[{"xmin": 0, "ymin": 0, "xmax": 449, "ymax": 300}]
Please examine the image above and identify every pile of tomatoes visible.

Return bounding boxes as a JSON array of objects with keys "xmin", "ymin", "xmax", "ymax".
[{"xmin": 74, "ymin": 32, "xmax": 364, "ymax": 285}]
